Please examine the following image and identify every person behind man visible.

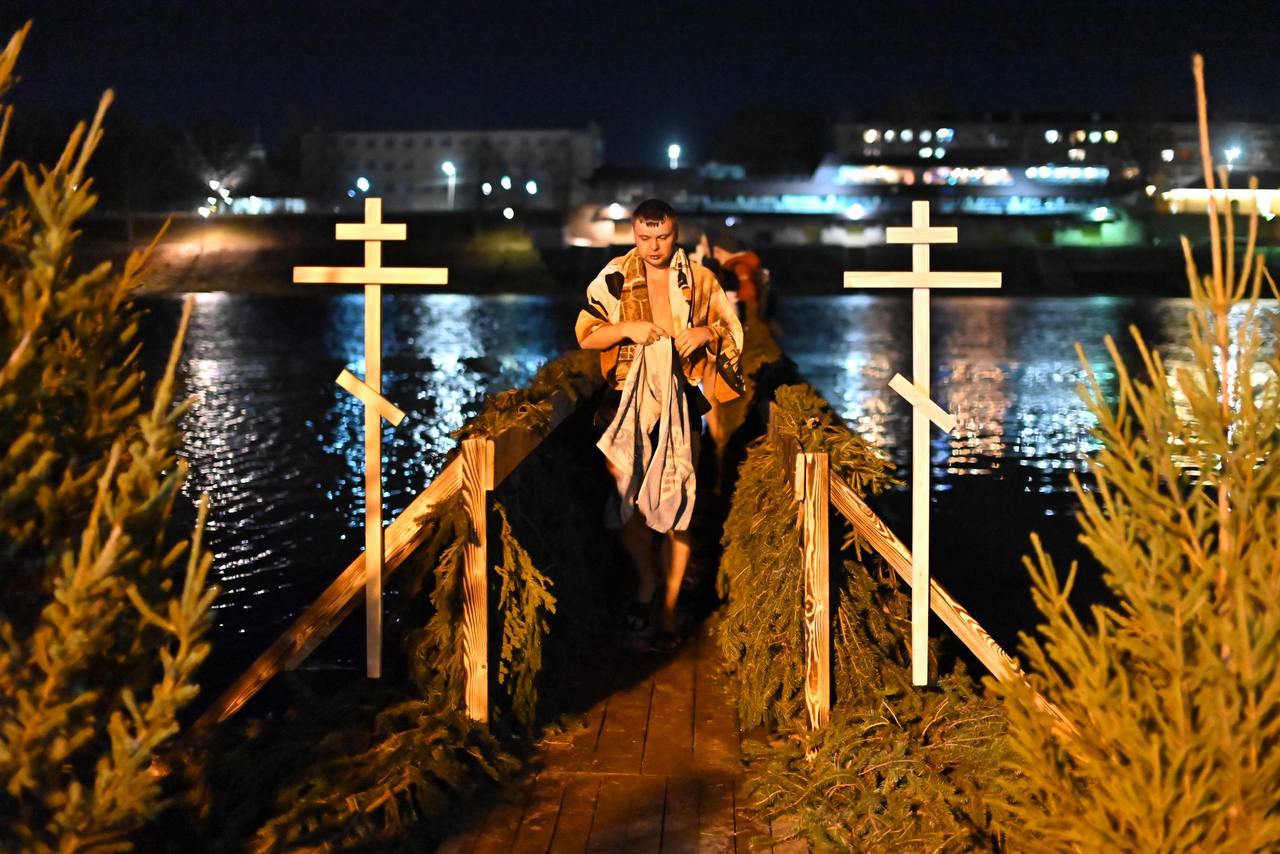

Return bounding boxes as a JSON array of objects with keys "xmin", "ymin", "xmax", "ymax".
[{"xmin": 575, "ymin": 199, "xmax": 744, "ymax": 650}]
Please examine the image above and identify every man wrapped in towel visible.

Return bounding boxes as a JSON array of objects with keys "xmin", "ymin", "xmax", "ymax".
[{"xmin": 575, "ymin": 199, "xmax": 744, "ymax": 651}]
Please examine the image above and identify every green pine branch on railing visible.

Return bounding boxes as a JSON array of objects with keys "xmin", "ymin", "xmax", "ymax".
[
  {"xmin": 717, "ymin": 341, "xmax": 1007, "ymax": 849},
  {"xmin": 717, "ymin": 381, "xmax": 896, "ymax": 729}
]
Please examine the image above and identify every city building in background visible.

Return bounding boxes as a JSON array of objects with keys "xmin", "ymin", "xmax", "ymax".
[
  {"xmin": 833, "ymin": 114, "xmax": 1280, "ymax": 191},
  {"xmin": 300, "ymin": 124, "xmax": 603, "ymax": 212}
]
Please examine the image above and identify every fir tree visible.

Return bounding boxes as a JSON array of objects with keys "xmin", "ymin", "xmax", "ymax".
[
  {"xmin": 994, "ymin": 56, "xmax": 1280, "ymax": 851},
  {"xmin": 0, "ymin": 23, "xmax": 217, "ymax": 849}
]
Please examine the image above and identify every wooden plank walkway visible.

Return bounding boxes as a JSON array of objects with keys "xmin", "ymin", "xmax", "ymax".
[{"xmin": 437, "ymin": 616, "xmax": 795, "ymax": 853}]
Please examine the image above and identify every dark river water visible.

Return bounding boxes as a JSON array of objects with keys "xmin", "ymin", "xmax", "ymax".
[{"xmin": 138, "ymin": 291, "xmax": 1275, "ymax": 685}]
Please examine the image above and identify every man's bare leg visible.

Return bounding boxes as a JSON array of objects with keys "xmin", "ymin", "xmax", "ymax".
[
  {"xmin": 658, "ymin": 529, "xmax": 694, "ymax": 632},
  {"xmin": 609, "ymin": 459, "xmax": 658, "ymax": 610},
  {"xmin": 622, "ymin": 511, "xmax": 658, "ymax": 603}
]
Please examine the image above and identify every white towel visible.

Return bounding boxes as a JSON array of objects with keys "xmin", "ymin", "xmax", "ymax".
[{"xmin": 596, "ymin": 337, "xmax": 696, "ymax": 533}]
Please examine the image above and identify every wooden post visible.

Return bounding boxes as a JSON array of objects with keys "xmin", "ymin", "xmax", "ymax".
[
  {"xmin": 795, "ymin": 452, "xmax": 831, "ymax": 729},
  {"xmin": 460, "ymin": 436, "xmax": 494, "ymax": 723},
  {"xmin": 292, "ymin": 197, "xmax": 448, "ymax": 678},
  {"xmin": 844, "ymin": 200, "xmax": 1001, "ymax": 685}
]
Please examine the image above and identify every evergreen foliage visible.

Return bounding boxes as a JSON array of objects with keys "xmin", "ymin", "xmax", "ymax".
[
  {"xmin": 718, "ymin": 374, "xmax": 1007, "ymax": 850},
  {"xmin": 993, "ymin": 59, "xmax": 1280, "ymax": 851},
  {"xmin": 717, "ymin": 381, "xmax": 895, "ymax": 728},
  {"xmin": 0, "ymin": 23, "xmax": 216, "ymax": 850}
]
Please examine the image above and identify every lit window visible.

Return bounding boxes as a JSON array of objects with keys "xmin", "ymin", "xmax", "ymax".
[
  {"xmin": 919, "ymin": 147, "xmax": 933, "ymax": 158},
  {"xmin": 934, "ymin": 148, "xmax": 946, "ymax": 159},
  {"xmin": 1044, "ymin": 129, "xmax": 1060, "ymax": 143},
  {"xmin": 1088, "ymin": 131, "xmax": 1102, "ymax": 143},
  {"xmin": 1104, "ymin": 129, "xmax": 1118, "ymax": 143},
  {"xmin": 863, "ymin": 128, "xmax": 879, "ymax": 143},
  {"xmin": 920, "ymin": 130, "xmax": 932, "ymax": 142},
  {"xmin": 1025, "ymin": 167, "xmax": 1037, "ymax": 178},
  {"xmin": 1068, "ymin": 148, "xmax": 1086, "ymax": 162},
  {"xmin": 884, "ymin": 130, "xmax": 896, "ymax": 142},
  {"xmin": 1072, "ymin": 130, "xmax": 1086, "ymax": 143},
  {"xmin": 901, "ymin": 129, "xmax": 914, "ymax": 142},
  {"xmin": 936, "ymin": 128, "xmax": 954, "ymax": 142},
  {"xmin": 1161, "ymin": 149, "xmax": 1174, "ymax": 162}
]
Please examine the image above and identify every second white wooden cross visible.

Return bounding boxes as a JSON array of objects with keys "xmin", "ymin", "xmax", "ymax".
[
  {"xmin": 293, "ymin": 197, "xmax": 449, "ymax": 678},
  {"xmin": 844, "ymin": 200, "xmax": 1000, "ymax": 685}
]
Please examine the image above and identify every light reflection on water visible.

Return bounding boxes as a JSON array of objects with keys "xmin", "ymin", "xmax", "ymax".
[
  {"xmin": 778, "ymin": 294, "xmax": 1278, "ymax": 506},
  {"xmin": 779, "ymin": 295, "xmax": 1152, "ymax": 495}
]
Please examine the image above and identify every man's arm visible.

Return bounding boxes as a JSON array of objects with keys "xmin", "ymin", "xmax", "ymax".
[
  {"xmin": 581, "ymin": 320, "xmax": 666, "ymax": 351},
  {"xmin": 575, "ymin": 260, "xmax": 667, "ymax": 351}
]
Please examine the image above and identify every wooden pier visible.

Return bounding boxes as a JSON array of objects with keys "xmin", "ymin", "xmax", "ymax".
[{"xmin": 437, "ymin": 617, "xmax": 800, "ymax": 853}]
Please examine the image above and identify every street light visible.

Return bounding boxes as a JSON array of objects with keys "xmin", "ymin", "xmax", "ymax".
[
  {"xmin": 441, "ymin": 161, "xmax": 456, "ymax": 209},
  {"xmin": 500, "ymin": 175, "xmax": 512, "ymax": 190},
  {"xmin": 668, "ymin": 143, "xmax": 681, "ymax": 170},
  {"xmin": 525, "ymin": 180, "xmax": 538, "ymax": 195}
]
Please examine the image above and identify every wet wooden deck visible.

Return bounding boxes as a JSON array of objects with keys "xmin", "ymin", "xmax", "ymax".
[{"xmin": 436, "ymin": 617, "xmax": 804, "ymax": 852}]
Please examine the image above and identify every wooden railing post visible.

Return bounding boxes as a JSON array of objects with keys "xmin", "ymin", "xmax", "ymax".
[
  {"xmin": 460, "ymin": 436, "xmax": 495, "ymax": 724},
  {"xmin": 795, "ymin": 451, "xmax": 831, "ymax": 730}
]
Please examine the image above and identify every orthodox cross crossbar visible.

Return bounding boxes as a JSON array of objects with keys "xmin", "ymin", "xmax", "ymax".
[
  {"xmin": 293, "ymin": 197, "xmax": 448, "ymax": 678},
  {"xmin": 844, "ymin": 200, "xmax": 1001, "ymax": 685}
]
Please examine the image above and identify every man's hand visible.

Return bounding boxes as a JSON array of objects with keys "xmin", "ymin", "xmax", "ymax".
[
  {"xmin": 675, "ymin": 326, "xmax": 715, "ymax": 359},
  {"xmin": 625, "ymin": 321, "xmax": 668, "ymax": 346}
]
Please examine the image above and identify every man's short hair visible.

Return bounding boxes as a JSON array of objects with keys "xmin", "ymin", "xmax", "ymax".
[{"xmin": 632, "ymin": 198, "xmax": 678, "ymax": 229}]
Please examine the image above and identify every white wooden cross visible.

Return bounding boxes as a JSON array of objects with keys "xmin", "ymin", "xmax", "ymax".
[
  {"xmin": 293, "ymin": 197, "xmax": 448, "ymax": 678},
  {"xmin": 844, "ymin": 200, "xmax": 1001, "ymax": 685}
]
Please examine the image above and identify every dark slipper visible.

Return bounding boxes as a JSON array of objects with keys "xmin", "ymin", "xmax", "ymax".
[
  {"xmin": 649, "ymin": 629, "xmax": 680, "ymax": 653},
  {"xmin": 625, "ymin": 593, "xmax": 656, "ymax": 634}
]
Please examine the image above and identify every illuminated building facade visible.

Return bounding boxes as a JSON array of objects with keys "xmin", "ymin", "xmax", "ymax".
[
  {"xmin": 301, "ymin": 124, "xmax": 603, "ymax": 212},
  {"xmin": 835, "ymin": 115, "xmax": 1280, "ymax": 193}
]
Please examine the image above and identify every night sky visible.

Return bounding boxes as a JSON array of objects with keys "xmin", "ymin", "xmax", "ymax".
[{"xmin": 6, "ymin": 1, "xmax": 1278, "ymax": 165}]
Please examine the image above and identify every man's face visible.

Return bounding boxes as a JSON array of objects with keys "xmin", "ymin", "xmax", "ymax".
[{"xmin": 633, "ymin": 217, "xmax": 677, "ymax": 269}]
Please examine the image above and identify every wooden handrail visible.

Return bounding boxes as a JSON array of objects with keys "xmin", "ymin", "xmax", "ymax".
[
  {"xmin": 828, "ymin": 475, "xmax": 1021, "ymax": 685},
  {"xmin": 828, "ymin": 473, "xmax": 1077, "ymax": 735},
  {"xmin": 190, "ymin": 386, "xmax": 584, "ymax": 736}
]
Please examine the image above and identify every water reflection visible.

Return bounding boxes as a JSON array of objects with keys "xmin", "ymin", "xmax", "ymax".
[
  {"xmin": 778, "ymin": 295, "xmax": 1135, "ymax": 496},
  {"xmin": 936, "ymin": 297, "xmax": 1010, "ymax": 478}
]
